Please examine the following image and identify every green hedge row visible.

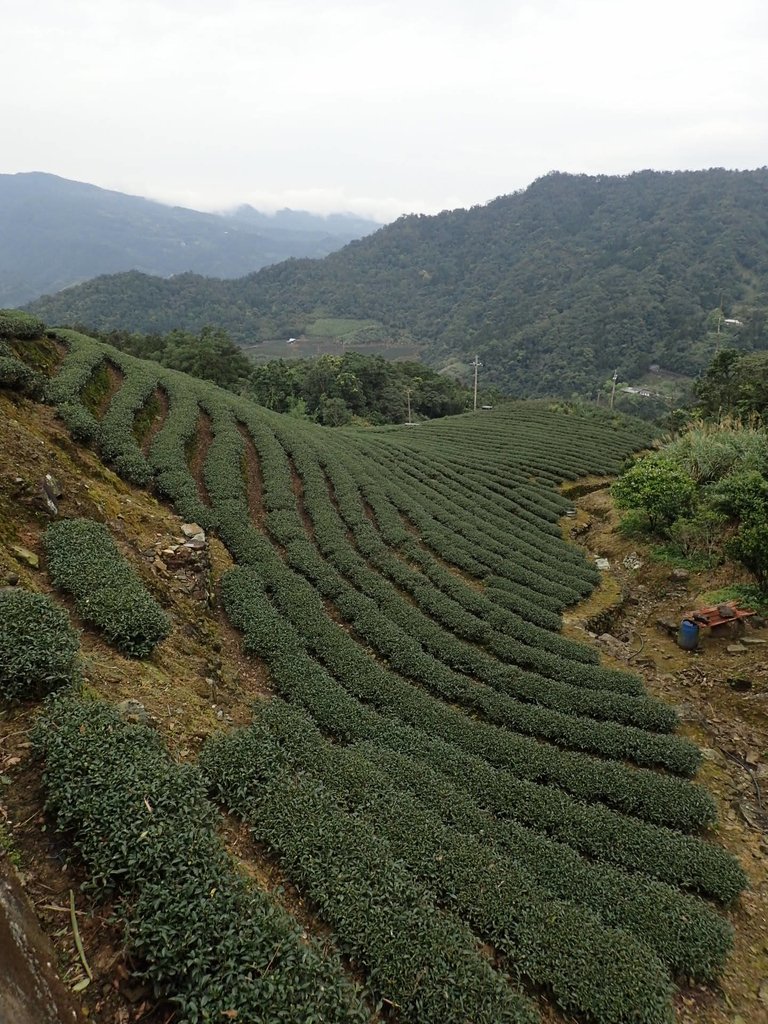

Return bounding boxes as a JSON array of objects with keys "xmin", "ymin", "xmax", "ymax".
[
  {"xmin": 220, "ymin": 564, "xmax": 715, "ymax": 830},
  {"xmin": 0, "ymin": 589, "xmax": 80, "ymax": 699},
  {"xmin": 0, "ymin": 352, "xmax": 45, "ymax": 396},
  {"xmin": 147, "ymin": 374, "xmax": 216, "ymax": 529},
  {"xmin": 294, "ymin": 430, "xmax": 599, "ymax": 663},
  {"xmin": 34, "ymin": 693, "xmax": 369, "ymax": 1024},
  {"xmin": 0, "ymin": 309, "xmax": 45, "ymax": 339},
  {"xmin": 217, "ymin": 701, "xmax": 733, "ymax": 984},
  {"xmin": 202, "ymin": 723, "xmax": 537, "ymax": 1024},
  {"xmin": 219, "ymin": 558, "xmax": 744, "ymax": 903},
  {"xmin": 203, "ymin": 711, "xmax": 680, "ymax": 1024},
  {"xmin": 254, "ymin": 422, "xmax": 654, "ymax": 728},
  {"xmin": 44, "ymin": 518, "xmax": 170, "ymax": 657},
  {"xmin": 94, "ymin": 350, "xmax": 158, "ymax": 485}
]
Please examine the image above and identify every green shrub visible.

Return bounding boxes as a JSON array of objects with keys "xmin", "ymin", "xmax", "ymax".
[
  {"xmin": 0, "ymin": 354, "xmax": 45, "ymax": 396},
  {"xmin": 612, "ymin": 456, "xmax": 697, "ymax": 533},
  {"xmin": 44, "ymin": 518, "xmax": 170, "ymax": 657},
  {"xmin": 57, "ymin": 400, "xmax": 100, "ymax": 443},
  {"xmin": 0, "ymin": 309, "xmax": 45, "ymax": 339},
  {"xmin": 727, "ymin": 520, "xmax": 768, "ymax": 590},
  {"xmin": 34, "ymin": 693, "xmax": 368, "ymax": 1024},
  {"xmin": 0, "ymin": 589, "xmax": 79, "ymax": 699}
]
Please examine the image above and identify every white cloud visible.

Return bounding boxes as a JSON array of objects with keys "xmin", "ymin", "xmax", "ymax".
[{"xmin": 2, "ymin": 0, "xmax": 767, "ymax": 218}]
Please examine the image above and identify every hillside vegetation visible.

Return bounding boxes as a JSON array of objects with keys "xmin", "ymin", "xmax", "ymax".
[
  {"xmin": 1, "ymin": 172, "xmax": 379, "ymax": 307},
  {"xmin": 0, "ymin": 312, "xmax": 751, "ymax": 1024},
  {"xmin": 28, "ymin": 168, "xmax": 768, "ymax": 398}
]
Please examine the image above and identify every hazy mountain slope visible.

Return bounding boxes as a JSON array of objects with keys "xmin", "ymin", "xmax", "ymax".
[
  {"xmin": 27, "ymin": 169, "xmax": 768, "ymax": 396},
  {"xmin": 1, "ymin": 172, "xmax": 380, "ymax": 306}
]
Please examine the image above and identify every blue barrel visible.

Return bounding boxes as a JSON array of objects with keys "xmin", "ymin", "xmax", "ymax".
[{"xmin": 678, "ymin": 619, "xmax": 700, "ymax": 650}]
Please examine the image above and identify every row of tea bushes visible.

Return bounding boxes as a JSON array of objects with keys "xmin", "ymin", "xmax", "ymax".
[
  {"xmin": 0, "ymin": 589, "xmax": 80, "ymax": 699},
  {"xmin": 201, "ymin": 717, "xmax": 538, "ymax": 1024},
  {"xmin": 44, "ymin": 518, "xmax": 170, "ymax": 657},
  {"xmin": 203, "ymin": 711, "xmax": 682, "ymax": 1024},
  {"xmin": 34, "ymin": 693, "xmax": 370, "ymax": 1024}
]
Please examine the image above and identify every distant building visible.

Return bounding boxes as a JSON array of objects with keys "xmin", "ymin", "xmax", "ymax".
[
  {"xmin": 723, "ymin": 318, "xmax": 743, "ymax": 326},
  {"xmin": 621, "ymin": 386, "xmax": 654, "ymax": 398},
  {"xmin": 286, "ymin": 337, "xmax": 297, "ymax": 344}
]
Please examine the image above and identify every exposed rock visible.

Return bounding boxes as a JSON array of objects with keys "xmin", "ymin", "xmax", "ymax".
[
  {"xmin": 595, "ymin": 557, "xmax": 610, "ymax": 570},
  {"xmin": 116, "ymin": 699, "xmax": 151, "ymax": 726},
  {"xmin": 656, "ymin": 618, "xmax": 679, "ymax": 638},
  {"xmin": 10, "ymin": 545, "xmax": 38, "ymax": 569},
  {"xmin": 42, "ymin": 473, "xmax": 62, "ymax": 500},
  {"xmin": 184, "ymin": 537, "xmax": 206, "ymax": 550},
  {"xmin": 181, "ymin": 523, "xmax": 205, "ymax": 539},
  {"xmin": 0, "ymin": 858, "xmax": 79, "ymax": 1024},
  {"xmin": 670, "ymin": 567, "xmax": 689, "ymax": 581},
  {"xmin": 622, "ymin": 552, "xmax": 643, "ymax": 570},
  {"xmin": 41, "ymin": 493, "xmax": 58, "ymax": 516},
  {"xmin": 727, "ymin": 644, "xmax": 747, "ymax": 654}
]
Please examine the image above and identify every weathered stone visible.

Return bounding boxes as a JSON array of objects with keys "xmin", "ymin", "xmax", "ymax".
[
  {"xmin": 181, "ymin": 523, "xmax": 204, "ymax": 539},
  {"xmin": 741, "ymin": 637, "xmax": 766, "ymax": 645},
  {"xmin": 656, "ymin": 619, "xmax": 678, "ymax": 637},
  {"xmin": 0, "ymin": 860, "xmax": 79, "ymax": 1024},
  {"xmin": 42, "ymin": 473, "xmax": 62, "ymax": 500},
  {"xmin": 41, "ymin": 494, "xmax": 58, "ymax": 516},
  {"xmin": 727, "ymin": 644, "xmax": 747, "ymax": 654},
  {"xmin": 184, "ymin": 537, "xmax": 206, "ymax": 550},
  {"xmin": 10, "ymin": 546, "xmax": 38, "ymax": 569},
  {"xmin": 116, "ymin": 699, "xmax": 151, "ymax": 725},
  {"xmin": 670, "ymin": 567, "xmax": 689, "ymax": 581}
]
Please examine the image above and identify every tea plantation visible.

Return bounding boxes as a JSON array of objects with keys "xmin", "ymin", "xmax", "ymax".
[{"xmin": 4, "ymin": 317, "xmax": 748, "ymax": 1024}]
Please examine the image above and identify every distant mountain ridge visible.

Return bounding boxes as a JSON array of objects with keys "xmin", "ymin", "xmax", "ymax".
[
  {"xmin": 26, "ymin": 168, "xmax": 768, "ymax": 397},
  {"xmin": 0, "ymin": 172, "xmax": 381, "ymax": 306}
]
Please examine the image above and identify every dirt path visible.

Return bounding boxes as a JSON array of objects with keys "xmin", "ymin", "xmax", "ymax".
[
  {"xmin": 186, "ymin": 408, "xmax": 213, "ymax": 508},
  {"xmin": 136, "ymin": 386, "xmax": 169, "ymax": 456},
  {"xmin": 563, "ymin": 484, "xmax": 768, "ymax": 1024}
]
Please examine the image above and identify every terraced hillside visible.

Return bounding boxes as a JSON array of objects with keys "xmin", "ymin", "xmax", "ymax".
[{"xmin": 1, "ymin": 318, "xmax": 749, "ymax": 1024}]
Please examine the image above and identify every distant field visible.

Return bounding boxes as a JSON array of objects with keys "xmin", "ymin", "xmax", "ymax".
[{"xmin": 243, "ymin": 332, "xmax": 425, "ymax": 365}]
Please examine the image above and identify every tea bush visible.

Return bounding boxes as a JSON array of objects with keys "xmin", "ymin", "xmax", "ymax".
[
  {"xmin": 0, "ymin": 589, "xmax": 79, "ymax": 699},
  {"xmin": 44, "ymin": 518, "xmax": 170, "ymax": 657},
  {"xmin": 0, "ymin": 309, "xmax": 45, "ymax": 339},
  {"xmin": 34, "ymin": 694, "xmax": 369, "ymax": 1024}
]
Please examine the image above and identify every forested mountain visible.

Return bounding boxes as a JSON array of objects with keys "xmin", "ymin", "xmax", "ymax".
[
  {"xmin": 27, "ymin": 169, "xmax": 768, "ymax": 397},
  {"xmin": 1, "ymin": 173, "xmax": 380, "ymax": 307}
]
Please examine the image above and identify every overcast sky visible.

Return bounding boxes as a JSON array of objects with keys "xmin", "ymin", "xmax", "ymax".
[{"xmin": 4, "ymin": 0, "xmax": 768, "ymax": 222}]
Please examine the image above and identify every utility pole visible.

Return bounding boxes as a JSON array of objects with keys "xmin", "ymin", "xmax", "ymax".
[
  {"xmin": 405, "ymin": 387, "xmax": 412, "ymax": 425},
  {"xmin": 472, "ymin": 355, "xmax": 483, "ymax": 412},
  {"xmin": 609, "ymin": 369, "xmax": 618, "ymax": 410}
]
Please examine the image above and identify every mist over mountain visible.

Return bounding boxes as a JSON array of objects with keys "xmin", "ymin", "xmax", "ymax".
[
  {"xmin": 26, "ymin": 168, "xmax": 768, "ymax": 397},
  {"xmin": 0, "ymin": 172, "xmax": 381, "ymax": 307}
]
